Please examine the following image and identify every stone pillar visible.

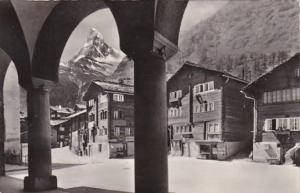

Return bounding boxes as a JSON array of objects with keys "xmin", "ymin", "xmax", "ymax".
[
  {"xmin": 24, "ymin": 78, "xmax": 57, "ymax": 191},
  {"xmin": 134, "ymin": 52, "xmax": 168, "ymax": 193}
]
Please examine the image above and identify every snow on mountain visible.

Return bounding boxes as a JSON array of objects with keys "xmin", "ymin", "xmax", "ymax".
[
  {"xmin": 50, "ymin": 28, "xmax": 130, "ymax": 107},
  {"xmin": 68, "ymin": 28, "xmax": 125, "ymax": 77}
]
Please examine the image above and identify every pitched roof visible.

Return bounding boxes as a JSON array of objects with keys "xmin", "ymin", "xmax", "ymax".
[
  {"xmin": 65, "ymin": 110, "xmax": 86, "ymax": 119},
  {"xmin": 50, "ymin": 106, "xmax": 74, "ymax": 114},
  {"xmin": 242, "ymin": 53, "xmax": 298, "ymax": 92},
  {"xmin": 168, "ymin": 61, "xmax": 248, "ymax": 84},
  {"xmin": 74, "ymin": 104, "xmax": 86, "ymax": 109},
  {"xmin": 93, "ymin": 80, "xmax": 134, "ymax": 94},
  {"xmin": 50, "ymin": 119, "xmax": 68, "ymax": 126}
]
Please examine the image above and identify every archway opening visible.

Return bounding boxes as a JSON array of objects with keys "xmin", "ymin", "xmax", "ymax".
[
  {"xmin": 48, "ymin": 7, "xmax": 135, "ymax": 193},
  {"xmin": 3, "ymin": 61, "xmax": 27, "ymax": 173}
]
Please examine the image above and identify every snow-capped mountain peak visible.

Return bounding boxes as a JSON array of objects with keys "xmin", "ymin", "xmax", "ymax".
[{"xmin": 69, "ymin": 28, "xmax": 125, "ymax": 77}]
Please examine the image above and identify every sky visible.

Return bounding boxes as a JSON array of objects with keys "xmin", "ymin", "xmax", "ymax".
[{"xmin": 60, "ymin": 1, "xmax": 228, "ymax": 63}]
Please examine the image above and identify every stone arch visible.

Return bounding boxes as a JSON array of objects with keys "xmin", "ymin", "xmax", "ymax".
[
  {"xmin": 0, "ymin": 1, "xmax": 32, "ymax": 89},
  {"xmin": 31, "ymin": 0, "xmax": 118, "ymax": 82},
  {"xmin": 155, "ymin": 0, "xmax": 189, "ymax": 47}
]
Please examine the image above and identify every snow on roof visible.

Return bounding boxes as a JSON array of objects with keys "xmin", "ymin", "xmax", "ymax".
[
  {"xmin": 50, "ymin": 119, "xmax": 68, "ymax": 126},
  {"xmin": 74, "ymin": 104, "xmax": 86, "ymax": 109},
  {"xmin": 93, "ymin": 80, "xmax": 134, "ymax": 94},
  {"xmin": 50, "ymin": 106, "xmax": 74, "ymax": 114},
  {"xmin": 65, "ymin": 110, "xmax": 86, "ymax": 119}
]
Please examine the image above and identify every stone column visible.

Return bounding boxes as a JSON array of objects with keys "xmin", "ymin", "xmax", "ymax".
[
  {"xmin": 24, "ymin": 78, "xmax": 57, "ymax": 192},
  {"xmin": 134, "ymin": 52, "xmax": 168, "ymax": 193}
]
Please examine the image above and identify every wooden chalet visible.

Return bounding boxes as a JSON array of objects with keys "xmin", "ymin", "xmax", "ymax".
[
  {"xmin": 242, "ymin": 53, "xmax": 300, "ymax": 164},
  {"xmin": 167, "ymin": 62, "xmax": 253, "ymax": 160},
  {"xmin": 83, "ymin": 80, "xmax": 134, "ymax": 158},
  {"xmin": 50, "ymin": 109, "xmax": 86, "ymax": 148}
]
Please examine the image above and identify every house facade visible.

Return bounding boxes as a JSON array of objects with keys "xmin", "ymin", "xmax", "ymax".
[
  {"xmin": 50, "ymin": 109, "xmax": 86, "ymax": 149},
  {"xmin": 242, "ymin": 54, "xmax": 300, "ymax": 164},
  {"xmin": 83, "ymin": 80, "xmax": 134, "ymax": 158},
  {"xmin": 167, "ymin": 62, "xmax": 253, "ymax": 160}
]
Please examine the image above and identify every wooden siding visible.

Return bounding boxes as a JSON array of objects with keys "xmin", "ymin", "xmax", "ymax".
[
  {"xmin": 223, "ymin": 80, "xmax": 253, "ymax": 141},
  {"xmin": 254, "ymin": 56, "xmax": 300, "ymax": 140},
  {"xmin": 167, "ymin": 65, "xmax": 224, "ymax": 105},
  {"xmin": 168, "ymin": 93, "xmax": 189, "ymax": 125},
  {"xmin": 168, "ymin": 65, "xmax": 252, "ymax": 144},
  {"xmin": 193, "ymin": 90, "xmax": 222, "ymax": 123},
  {"xmin": 109, "ymin": 94, "xmax": 134, "ymax": 139}
]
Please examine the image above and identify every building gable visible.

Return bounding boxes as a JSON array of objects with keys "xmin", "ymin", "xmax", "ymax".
[{"xmin": 243, "ymin": 54, "xmax": 300, "ymax": 97}]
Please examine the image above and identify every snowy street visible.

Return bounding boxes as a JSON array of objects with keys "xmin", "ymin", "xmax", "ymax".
[{"xmin": 8, "ymin": 148, "xmax": 300, "ymax": 193}]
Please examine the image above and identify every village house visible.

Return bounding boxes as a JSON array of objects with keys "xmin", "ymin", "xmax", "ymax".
[
  {"xmin": 167, "ymin": 62, "xmax": 253, "ymax": 160},
  {"xmin": 83, "ymin": 80, "xmax": 134, "ymax": 158},
  {"xmin": 242, "ymin": 53, "xmax": 300, "ymax": 164},
  {"xmin": 50, "ymin": 109, "xmax": 86, "ymax": 149}
]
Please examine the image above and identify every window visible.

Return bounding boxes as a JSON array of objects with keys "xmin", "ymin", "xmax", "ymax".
[
  {"xmin": 297, "ymin": 88, "xmax": 300, "ymax": 100},
  {"xmin": 286, "ymin": 89, "xmax": 291, "ymax": 101},
  {"xmin": 208, "ymin": 102, "xmax": 214, "ymax": 111},
  {"xmin": 208, "ymin": 124, "xmax": 214, "ymax": 133},
  {"xmin": 194, "ymin": 101, "xmax": 214, "ymax": 113},
  {"xmin": 203, "ymin": 101, "xmax": 208, "ymax": 112},
  {"xmin": 208, "ymin": 81, "xmax": 214, "ymax": 90},
  {"xmin": 277, "ymin": 118, "xmax": 288, "ymax": 130},
  {"xmin": 292, "ymin": 88, "xmax": 297, "ymax": 101},
  {"xmin": 203, "ymin": 83, "xmax": 208, "ymax": 92},
  {"xmin": 113, "ymin": 94, "xmax": 124, "ymax": 102},
  {"xmin": 184, "ymin": 126, "xmax": 189, "ymax": 132},
  {"xmin": 272, "ymin": 91, "xmax": 277, "ymax": 103},
  {"xmin": 169, "ymin": 107, "xmax": 182, "ymax": 117},
  {"xmin": 295, "ymin": 69, "xmax": 300, "ymax": 77},
  {"xmin": 88, "ymin": 99, "xmax": 94, "ymax": 106},
  {"xmin": 265, "ymin": 117, "xmax": 300, "ymax": 131},
  {"xmin": 263, "ymin": 92, "xmax": 268, "ymax": 104},
  {"xmin": 125, "ymin": 127, "xmax": 133, "ymax": 136},
  {"xmin": 276, "ymin": 90, "xmax": 281, "ymax": 102},
  {"xmin": 179, "ymin": 107, "xmax": 182, "ymax": 116},
  {"xmin": 214, "ymin": 123, "xmax": 220, "ymax": 133},
  {"xmin": 263, "ymin": 88, "xmax": 300, "ymax": 104},
  {"xmin": 207, "ymin": 122, "xmax": 220, "ymax": 141},
  {"xmin": 113, "ymin": 110, "xmax": 122, "ymax": 119},
  {"xmin": 267, "ymin": 92, "xmax": 272, "ymax": 103},
  {"xmin": 114, "ymin": 127, "xmax": 120, "ymax": 136},
  {"xmin": 282, "ymin": 90, "xmax": 287, "ymax": 102},
  {"xmin": 290, "ymin": 118, "xmax": 299, "ymax": 131},
  {"xmin": 177, "ymin": 90, "xmax": 182, "ymax": 98},
  {"xmin": 194, "ymin": 81, "xmax": 214, "ymax": 95},
  {"xmin": 169, "ymin": 90, "xmax": 182, "ymax": 100},
  {"xmin": 265, "ymin": 119, "xmax": 272, "ymax": 131},
  {"xmin": 100, "ymin": 111, "xmax": 108, "ymax": 120}
]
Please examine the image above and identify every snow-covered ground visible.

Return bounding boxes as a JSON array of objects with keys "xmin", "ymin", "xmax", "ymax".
[
  {"xmin": 9, "ymin": 147, "xmax": 300, "ymax": 193},
  {"xmin": 52, "ymin": 146, "xmax": 108, "ymax": 164}
]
